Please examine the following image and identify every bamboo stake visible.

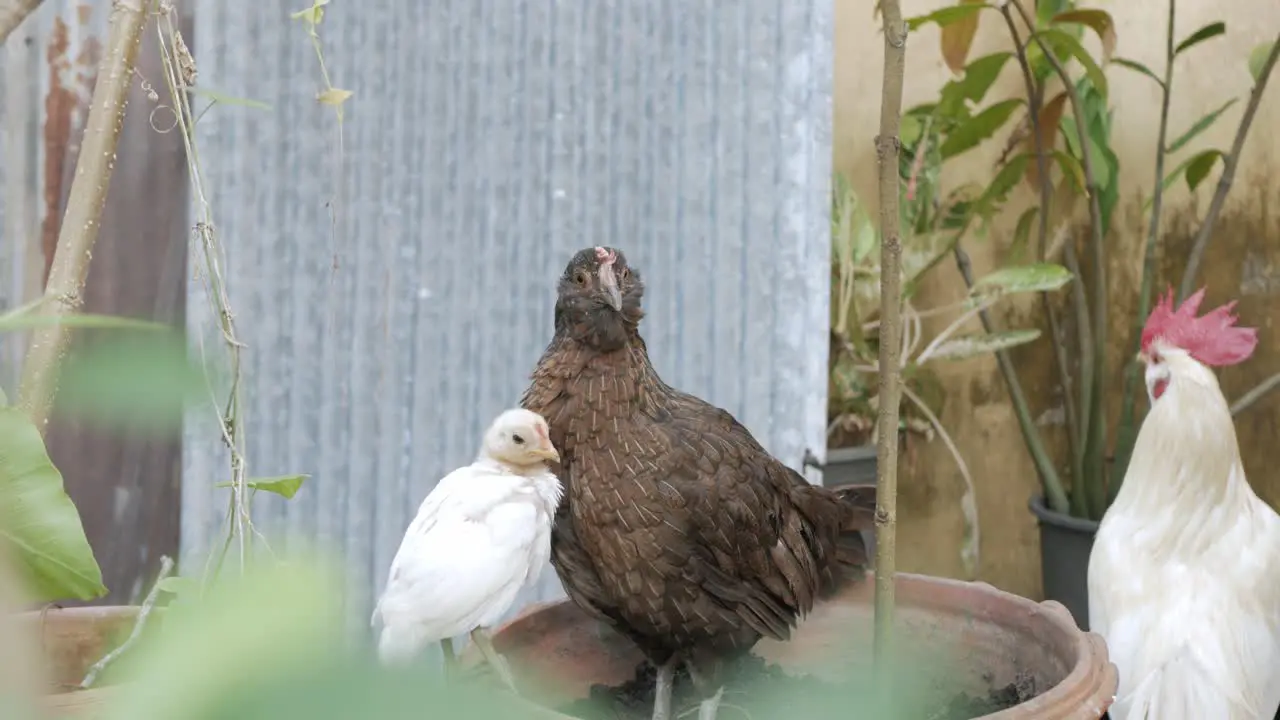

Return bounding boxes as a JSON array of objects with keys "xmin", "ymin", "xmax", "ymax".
[
  {"xmin": 873, "ymin": 0, "xmax": 907, "ymax": 698},
  {"xmin": 16, "ymin": 0, "xmax": 148, "ymax": 432}
]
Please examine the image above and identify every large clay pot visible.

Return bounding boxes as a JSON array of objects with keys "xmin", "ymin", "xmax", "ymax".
[
  {"xmin": 13, "ymin": 606, "xmax": 155, "ymax": 719},
  {"xmin": 488, "ymin": 573, "xmax": 1117, "ymax": 719}
]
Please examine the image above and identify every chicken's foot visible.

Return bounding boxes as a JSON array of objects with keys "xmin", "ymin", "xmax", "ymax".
[
  {"xmin": 469, "ymin": 628, "xmax": 518, "ymax": 693},
  {"xmin": 439, "ymin": 637, "xmax": 458, "ymax": 680},
  {"xmin": 697, "ymin": 686, "xmax": 724, "ymax": 720},
  {"xmin": 652, "ymin": 660, "xmax": 677, "ymax": 720}
]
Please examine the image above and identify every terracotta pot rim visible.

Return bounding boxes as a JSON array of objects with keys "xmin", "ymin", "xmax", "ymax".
[{"xmin": 495, "ymin": 572, "xmax": 1117, "ymax": 719}]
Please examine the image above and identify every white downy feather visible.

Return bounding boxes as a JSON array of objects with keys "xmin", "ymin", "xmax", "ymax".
[
  {"xmin": 1089, "ymin": 348, "xmax": 1280, "ymax": 720},
  {"xmin": 370, "ymin": 456, "xmax": 561, "ymax": 666}
]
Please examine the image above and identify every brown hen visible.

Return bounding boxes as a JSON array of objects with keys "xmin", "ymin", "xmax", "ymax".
[{"xmin": 520, "ymin": 246, "xmax": 877, "ymax": 720}]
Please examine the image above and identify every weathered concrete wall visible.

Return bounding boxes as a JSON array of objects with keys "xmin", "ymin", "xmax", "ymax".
[{"xmin": 834, "ymin": 0, "xmax": 1280, "ymax": 597}]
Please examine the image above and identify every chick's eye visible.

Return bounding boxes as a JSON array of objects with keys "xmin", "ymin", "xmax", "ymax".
[
  {"xmin": 512, "ymin": 433, "xmax": 525, "ymax": 445},
  {"xmin": 618, "ymin": 267, "xmax": 629, "ymax": 281},
  {"xmin": 573, "ymin": 270, "xmax": 588, "ymax": 286}
]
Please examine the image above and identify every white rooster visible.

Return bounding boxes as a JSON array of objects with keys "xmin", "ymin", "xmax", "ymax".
[
  {"xmin": 371, "ymin": 408, "xmax": 563, "ymax": 691},
  {"xmin": 1089, "ymin": 288, "xmax": 1280, "ymax": 720}
]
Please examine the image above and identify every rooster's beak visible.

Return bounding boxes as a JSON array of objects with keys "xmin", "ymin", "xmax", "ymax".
[{"xmin": 531, "ymin": 444, "xmax": 560, "ymax": 463}]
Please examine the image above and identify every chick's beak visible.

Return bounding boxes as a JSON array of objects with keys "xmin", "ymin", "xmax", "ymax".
[
  {"xmin": 531, "ymin": 443, "xmax": 560, "ymax": 463},
  {"xmin": 597, "ymin": 263, "xmax": 622, "ymax": 312}
]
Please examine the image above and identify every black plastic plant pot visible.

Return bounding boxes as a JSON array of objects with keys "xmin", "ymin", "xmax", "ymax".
[{"xmin": 1029, "ymin": 495, "xmax": 1099, "ymax": 632}]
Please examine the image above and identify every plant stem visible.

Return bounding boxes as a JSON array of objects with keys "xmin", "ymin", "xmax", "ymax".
[
  {"xmin": 1113, "ymin": 0, "xmax": 1177, "ymax": 504},
  {"xmin": 1178, "ymin": 32, "xmax": 1280, "ymax": 302},
  {"xmin": 872, "ymin": 0, "xmax": 906, "ymax": 695},
  {"xmin": 79, "ymin": 555, "xmax": 173, "ymax": 689},
  {"xmin": 1016, "ymin": 0, "xmax": 1108, "ymax": 520},
  {"xmin": 0, "ymin": 0, "xmax": 42, "ymax": 46},
  {"xmin": 999, "ymin": 4, "xmax": 1084, "ymax": 503},
  {"xmin": 15, "ymin": 0, "xmax": 148, "ymax": 432},
  {"xmin": 952, "ymin": 244, "xmax": 1070, "ymax": 513},
  {"xmin": 1230, "ymin": 372, "xmax": 1280, "ymax": 416}
]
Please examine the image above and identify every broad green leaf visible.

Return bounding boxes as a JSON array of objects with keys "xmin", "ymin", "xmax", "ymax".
[
  {"xmin": 1175, "ymin": 22, "xmax": 1226, "ymax": 56},
  {"xmin": 939, "ymin": 98, "xmax": 1023, "ymax": 159},
  {"xmin": 1008, "ymin": 207, "xmax": 1039, "ymax": 264},
  {"xmin": 57, "ymin": 330, "xmax": 207, "ymax": 432},
  {"xmin": 215, "ymin": 474, "xmax": 310, "ymax": 500},
  {"xmin": 1185, "ymin": 149, "xmax": 1224, "ymax": 192},
  {"xmin": 290, "ymin": 0, "xmax": 329, "ymax": 25},
  {"xmin": 0, "ymin": 311, "xmax": 168, "ymax": 332},
  {"xmin": 186, "ymin": 87, "xmax": 272, "ymax": 111},
  {"xmin": 1051, "ymin": 10, "xmax": 1117, "ymax": 63},
  {"xmin": 0, "ymin": 407, "xmax": 106, "ymax": 602},
  {"xmin": 905, "ymin": 4, "xmax": 987, "ymax": 31},
  {"xmin": 976, "ymin": 154, "xmax": 1028, "ymax": 216},
  {"xmin": 929, "ymin": 329, "xmax": 1044, "ymax": 361},
  {"xmin": 1248, "ymin": 41, "xmax": 1278, "ymax": 84},
  {"xmin": 941, "ymin": 0, "xmax": 986, "ymax": 74},
  {"xmin": 1165, "ymin": 98, "xmax": 1237, "ymax": 154},
  {"xmin": 972, "ymin": 263, "xmax": 1073, "ymax": 295},
  {"xmin": 940, "ymin": 52, "xmax": 1013, "ymax": 112},
  {"xmin": 1152, "ymin": 149, "xmax": 1222, "ymax": 202},
  {"xmin": 1111, "ymin": 57, "xmax": 1164, "ymax": 88},
  {"xmin": 1036, "ymin": 0, "xmax": 1071, "ymax": 27},
  {"xmin": 1035, "ymin": 28, "xmax": 1109, "ymax": 98}
]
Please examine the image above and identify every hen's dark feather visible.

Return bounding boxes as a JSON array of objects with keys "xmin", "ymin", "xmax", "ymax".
[{"xmin": 520, "ymin": 248, "xmax": 876, "ymax": 673}]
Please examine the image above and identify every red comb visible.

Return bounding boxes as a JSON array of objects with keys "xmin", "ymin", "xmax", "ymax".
[
  {"xmin": 594, "ymin": 246, "xmax": 617, "ymax": 265},
  {"xmin": 1141, "ymin": 287, "xmax": 1258, "ymax": 367}
]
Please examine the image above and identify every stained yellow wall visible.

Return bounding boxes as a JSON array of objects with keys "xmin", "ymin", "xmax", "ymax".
[{"xmin": 834, "ymin": 0, "xmax": 1280, "ymax": 598}]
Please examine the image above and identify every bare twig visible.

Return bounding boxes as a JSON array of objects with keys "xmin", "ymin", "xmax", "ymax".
[
  {"xmin": 0, "ymin": 0, "xmax": 42, "ymax": 47},
  {"xmin": 16, "ymin": 0, "xmax": 148, "ymax": 432},
  {"xmin": 872, "ymin": 0, "xmax": 907, "ymax": 695},
  {"xmin": 1014, "ymin": 0, "xmax": 1109, "ymax": 519},
  {"xmin": 998, "ymin": 4, "xmax": 1085, "ymax": 498},
  {"xmin": 79, "ymin": 555, "xmax": 173, "ymax": 689},
  {"xmin": 1230, "ymin": 372, "xmax": 1280, "ymax": 416},
  {"xmin": 1113, "ymin": 0, "xmax": 1178, "ymax": 503},
  {"xmin": 1179, "ymin": 32, "xmax": 1280, "ymax": 301}
]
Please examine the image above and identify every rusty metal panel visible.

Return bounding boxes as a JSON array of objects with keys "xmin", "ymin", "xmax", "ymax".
[
  {"xmin": 0, "ymin": 0, "xmax": 188, "ymax": 605},
  {"xmin": 180, "ymin": 0, "xmax": 833, "ymax": 638}
]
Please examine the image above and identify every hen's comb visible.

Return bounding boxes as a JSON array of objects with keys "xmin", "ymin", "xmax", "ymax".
[
  {"xmin": 1141, "ymin": 286, "xmax": 1258, "ymax": 367},
  {"xmin": 594, "ymin": 246, "xmax": 617, "ymax": 265}
]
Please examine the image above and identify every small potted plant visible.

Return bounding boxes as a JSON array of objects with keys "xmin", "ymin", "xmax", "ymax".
[{"xmin": 905, "ymin": 0, "xmax": 1280, "ymax": 628}]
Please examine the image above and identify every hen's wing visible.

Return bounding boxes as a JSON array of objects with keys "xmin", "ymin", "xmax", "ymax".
[{"xmin": 371, "ymin": 467, "xmax": 541, "ymax": 663}]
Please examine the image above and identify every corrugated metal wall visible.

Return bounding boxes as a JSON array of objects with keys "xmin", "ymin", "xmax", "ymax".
[{"xmin": 181, "ymin": 0, "xmax": 834, "ymax": 635}]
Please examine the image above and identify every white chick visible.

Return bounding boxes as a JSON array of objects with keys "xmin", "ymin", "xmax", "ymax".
[{"xmin": 370, "ymin": 408, "xmax": 562, "ymax": 691}]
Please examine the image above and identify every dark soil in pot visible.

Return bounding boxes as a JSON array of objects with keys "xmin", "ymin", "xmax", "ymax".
[{"xmin": 555, "ymin": 654, "xmax": 1038, "ymax": 720}]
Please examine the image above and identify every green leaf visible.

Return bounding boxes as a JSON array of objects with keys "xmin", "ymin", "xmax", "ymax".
[
  {"xmin": 939, "ymin": 98, "xmax": 1023, "ymax": 159},
  {"xmin": 0, "ymin": 407, "xmax": 106, "ymax": 602},
  {"xmin": 1153, "ymin": 149, "xmax": 1221, "ymax": 200},
  {"xmin": 929, "ymin": 329, "xmax": 1044, "ymax": 361},
  {"xmin": 905, "ymin": 4, "xmax": 988, "ymax": 31},
  {"xmin": 1185, "ymin": 149, "xmax": 1224, "ymax": 192},
  {"xmin": 1034, "ymin": 28, "xmax": 1109, "ymax": 98},
  {"xmin": 1051, "ymin": 10, "xmax": 1117, "ymax": 63},
  {"xmin": 1165, "ymin": 98, "xmax": 1237, "ymax": 154},
  {"xmin": 1052, "ymin": 149, "xmax": 1087, "ymax": 191},
  {"xmin": 0, "ymin": 310, "xmax": 168, "ymax": 332},
  {"xmin": 157, "ymin": 576, "xmax": 200, "ymax": 596},
  {"xmin": 1008, "ymin": 207, "xmax": 1039, "ymax": 264},
  {"xmin": 971, "ymin": 263, "xmax": 1073, "ymax": 295},
  {"xmin": 186, "ymin": 87, "xmax": 272, "ymax": 111},
  {"xmin": 940, "ymin": 52, "xmax": 1013, "ymax": 112},
  {"xmin": 215, "ymin": 475, "xmax": 310, "ymax": 500},
  {"xmin": 1175, "ymin": 22, "xmax": 1226, "ymax": 56},
  {"xmin": 1111, "ymin": 57, "xmax": 1164, "ymax": 88},
  {"xmin": 57, "ymin": 330, "xmax": 208, "ymax": 432},
  {"xmin": 976, "ymin": 154, "xmax": 1028, "ymax": 216},
  {"xmin": 289, "ymin": 0, "xmax": 329, "ymax": 25},
  {"xmin": 1248, "ymin": 41, "xmax": 1278, "ymax": 84}
]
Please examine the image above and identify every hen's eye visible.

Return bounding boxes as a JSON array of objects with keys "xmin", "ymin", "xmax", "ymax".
[
  {"xmin": 573, "ymin": 270, "xmax": 588, "ymax": 286},
  {"xmin": 512, "ymin": 433, "xmax": 525, "ymax": 445}
]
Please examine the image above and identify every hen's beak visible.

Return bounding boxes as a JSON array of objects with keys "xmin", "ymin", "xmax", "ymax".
[
  {"xmin": 531, "ymin": 444, "xmax": 560, "ymax": 463},
  {"xmin": 597, "ymin": 264, "xmax": 622, "ymax": 312}
]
